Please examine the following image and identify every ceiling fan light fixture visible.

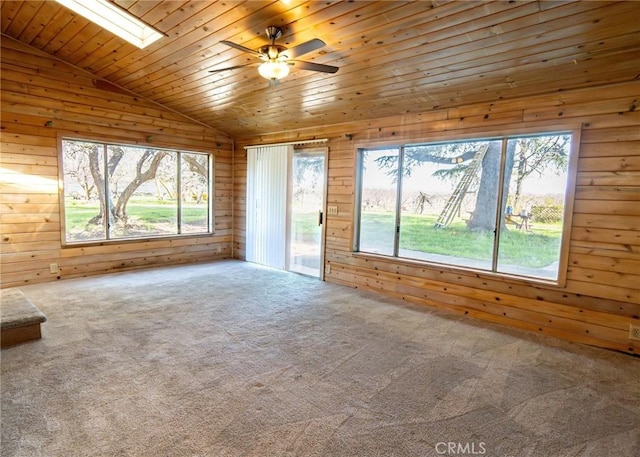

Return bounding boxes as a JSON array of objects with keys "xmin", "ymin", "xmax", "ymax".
[
  {"xmin": 215, "ymin": 25, "xmax": 338, "ymax": 79},
  {"xmin": 258, "ymin": 61, "xmax": 290, "ymax": 80}
]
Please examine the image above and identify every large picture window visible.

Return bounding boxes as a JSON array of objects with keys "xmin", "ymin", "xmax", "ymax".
[
  {"xmin": 354, "ymin": 133, "xmax": 574, "ymax": 282},
  {"xmin": 61, "ymin": 139, "xmax": 213, "ymax": 243}
]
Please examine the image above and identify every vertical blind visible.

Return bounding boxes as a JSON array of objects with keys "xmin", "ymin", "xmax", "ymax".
[{"xmin": 246, "ymin": 144, "xmax": 291, "ymax": 269}]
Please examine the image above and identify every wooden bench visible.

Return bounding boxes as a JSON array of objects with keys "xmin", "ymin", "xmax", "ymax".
[
  {"xmin": 505, "ymin": 214, "xmax": 532, "ymax": 232},
  {"xmin": 1, "ymin": 289, "xmax": 47, "ymax": 348}
]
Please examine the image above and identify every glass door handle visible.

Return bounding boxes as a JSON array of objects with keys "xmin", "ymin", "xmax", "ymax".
[{"xmin": 318, "ymin": 210, "xmax": 323, "ymax": 226}]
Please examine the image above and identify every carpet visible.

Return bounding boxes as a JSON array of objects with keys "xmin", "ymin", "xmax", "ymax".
[{"xmin": 1, "ymin": 260, "xmax": 639, "ymax": 456}]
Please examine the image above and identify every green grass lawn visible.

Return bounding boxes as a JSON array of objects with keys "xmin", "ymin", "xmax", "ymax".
[
  {"xmin": 291, "ymin": 209, "xmax": 561, "ymax": 269},
  {"xmin": 291, "ymin": 210, "xmax": 322, "ymax": 243},
  {"xmin": 64, "ymin": 198, "xmax": 208, "ymax": 236},
  {"xmin": 66, "ymin": 199, "xmax": 562, "ymax": 270},
  {"xmin": 360, "ymin": 212, "xmax": 562, "ymax": 268}
]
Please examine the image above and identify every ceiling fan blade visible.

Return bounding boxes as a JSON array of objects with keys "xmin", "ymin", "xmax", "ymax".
[
  {"xmin": 208, "ymin": 63, "xmax": 259, "ymax": 74},
  {"xmin": 285, "ymin": 38, "xmax": 325, "ymax": 59},
  {"xmin": 220, "ymin": 40, "xmax": 263, "ymax": 58},
  {"xmin": 292, "ymin": 60, "xmax": 339, "ymax": 74}
]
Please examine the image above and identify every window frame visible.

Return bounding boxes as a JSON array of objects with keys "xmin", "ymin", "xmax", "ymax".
[
  {"xmin": 352, "ymin": 127, "xmax": 581, "ymax": 286},
  {"xmin": 58, "ymin": 136, "xmax": 215, "ymax": 246}
]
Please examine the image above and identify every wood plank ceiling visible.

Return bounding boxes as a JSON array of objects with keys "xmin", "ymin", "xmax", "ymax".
[{"xmin": 2, "ymin": 0, "xmax": 639, "ymax": 138}]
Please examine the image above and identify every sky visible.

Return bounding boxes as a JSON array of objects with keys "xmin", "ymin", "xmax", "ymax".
[{"xmin": 362, "ymin": 146, "xmax": 569, "ymax": 196}]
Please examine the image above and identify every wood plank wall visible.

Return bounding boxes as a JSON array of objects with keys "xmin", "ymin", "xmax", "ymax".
[
  {"xmin": 1, "ymin": 38, "xmax": 233, "ymax": 288},
  {"xmin": 234, "ymin": 81, "xmax": 640, "ymax": 354}
]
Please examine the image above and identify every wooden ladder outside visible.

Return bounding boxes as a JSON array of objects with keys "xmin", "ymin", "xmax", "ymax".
[{"xmin": 434, "ymin": 144, "xmax": 489, "ymax": 228}]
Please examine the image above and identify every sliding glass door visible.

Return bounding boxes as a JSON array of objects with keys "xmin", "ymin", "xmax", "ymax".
[
  {"xmin": 246, "ymin": 146, "xmax": 327, "ymax": 278},
  {"xmin": 289, "ymin": 151, "xmax": 326, "ymax": 277}
]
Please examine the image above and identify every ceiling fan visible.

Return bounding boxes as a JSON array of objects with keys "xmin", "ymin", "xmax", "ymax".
[{"xmin": 209, "ymin": 26, "xmax": 339, "ymax": 81}]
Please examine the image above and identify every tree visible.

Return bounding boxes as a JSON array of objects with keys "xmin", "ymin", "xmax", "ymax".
[
  {"xmin": 375, "ymin": 143, "xmax": 481, "ymax": 182},
  {"xmin": 181, "ymin": 154, "xmax": 209, "ymax": 203},
  {"xmin": 87, "ymin": 145, "xmax": 123, "ymax": 225},
  {"xmin": 85, "ymin": 146, "xmax": 170, "ymax": 225},
  {"xmin": 414, "ymin": 192, "xmax": 431, "ymax": 214},
  {"xmin": 292, "ymin": 155, "xmax": 324, "ymax": 205},
  {"xmin": 62, "ymin": 142, "xmax": 98, "ymax": 200},
  {"xmin": 466, "ymin": 140, "xmax": 515, "ymax": 232},
  {"xmin": 183, "ymin": 154, "xmax": 208, "ymax": 177},
  {"xmin": 112, "ymin": 149, "xmax": 168, "ymax": 221},
  {"xmin": 373, "ymin": 135, "xmax": 568, "ymax": 232},
  {"xmin": 511, "ymin": 136, "xmax": 569, "ymax": 210}
]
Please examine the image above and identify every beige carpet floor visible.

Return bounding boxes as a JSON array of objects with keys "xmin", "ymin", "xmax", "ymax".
[{"xmin": 1, "ymin": 260, "xmax": 639, "ymax": 457}]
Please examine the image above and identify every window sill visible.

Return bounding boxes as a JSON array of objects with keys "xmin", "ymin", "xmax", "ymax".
[
  {"xmin": 351, "ymin": 251, "xmax": 564, "ymax": 289},
  {"xmin": 62, "ymin": 232, "xmax": 216, "ymax": 248}
]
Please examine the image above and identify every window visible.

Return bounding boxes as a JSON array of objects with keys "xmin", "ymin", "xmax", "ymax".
[
  {"xmin": 354, "ymin": 133, "xmax": 573, "ymax": 282},
  {"xmin": 61, "ymin": 139, "xmax": 212, "ymax": 243},
  {"xmin": 53, "ymin": 0, "xmax": 163, "ymax": 49}
]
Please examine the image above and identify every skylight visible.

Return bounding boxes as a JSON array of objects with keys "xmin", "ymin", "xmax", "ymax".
[{"xmin": 54, "ymin": 0, "xmax": 162, "ymax": 49}]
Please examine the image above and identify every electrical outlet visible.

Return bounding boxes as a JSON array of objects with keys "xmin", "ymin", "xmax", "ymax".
[
  {"xmin": 325, "ymin": 263, "xmax": 331, "ymax": 274},
  {"xmin": 49, "ymin": 263, "xmax": 59, "ymax": 274},
  {"xmin": 327, "ymin": 205, "xmax": 338, "ymax": 215},
  {"xmin": 629, "ymin": 325, "xmax": 640, "ymax": 341}
]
